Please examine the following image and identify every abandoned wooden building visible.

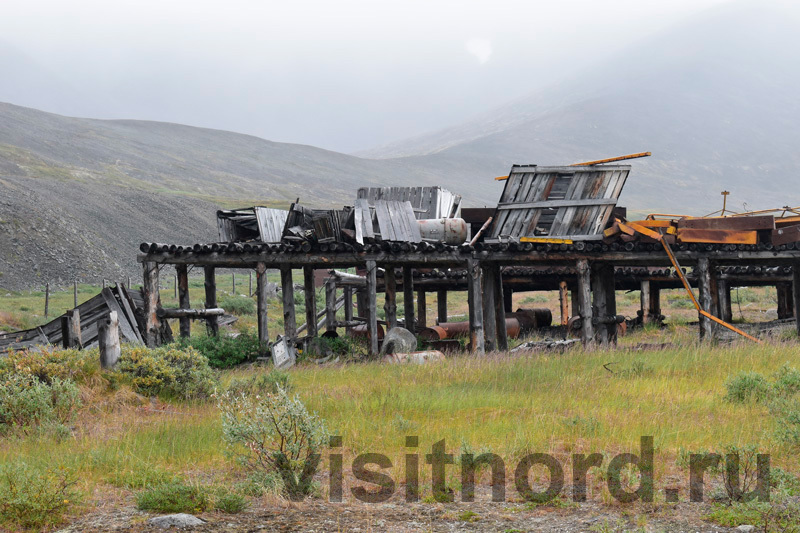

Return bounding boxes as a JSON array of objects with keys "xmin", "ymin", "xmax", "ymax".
[{"xmin": 134, "ymin": 162, "xmax": 800, "ymax": 358}]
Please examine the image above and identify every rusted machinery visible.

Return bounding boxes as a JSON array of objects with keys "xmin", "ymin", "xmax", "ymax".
[{"xmin": 419, "ymin": 308, "xmax": 552, "ymax": 340}]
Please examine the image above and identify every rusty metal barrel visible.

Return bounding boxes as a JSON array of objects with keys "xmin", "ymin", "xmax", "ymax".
[
  {"xmin": 420, "ymin": 318, "xmax": 522, "ymax": 340},
  {"xmin": 513, "ymin": 308, "xmax": 553, "ymax": 330},
  {"xmin": 347, "ymin": 324, "xmax": 385, "ymax": 341}
]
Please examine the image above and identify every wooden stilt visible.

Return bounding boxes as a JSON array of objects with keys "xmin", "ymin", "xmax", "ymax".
[
  {"xmin": 777, "ymin": 282, "xmax": 794, "ymax": 320},
  {"xmin": 99, "ymin": 311, "xmax": 120, "ymax": 369},
  {"xmin": 650, "ymin": 286, "xmax": 661, "ymax": 323},
  {"xmin": 204, "ymin": 266, "xmax": 219, "ymax": 337},
  {"xmin": 325, "ymin": 279, "xmax": 337, "ymax": 333},
  {"xmin": 303, "ymin": 267, "xmax": 317, "ymax": 338},
  {"xmin": 343, "ymin": 286, "xmax": 353, "ymax": 334},
  {"xmin": 482, "ymin": 265, "xmax": 497, "ymax": 352},
  {"xmin": 640, "ymin": 280, "xmax": 652, "ymax": 325},
  {"xmin": 256, "ymin": 262, "xmax": 269, "ymax": 349},
  {"xmin": 384, "ymin": 267, "xmax": 397, "ymax": 329},
  {"xmin": 559, "ymin": 281, "xmax": 569, "ymax": 326},
  {"xmin": 68, "ymin": 308, "xmax": 82, "ymax": 348},
  {"xmin": 576, "ymin": 259, "xmax": 593, "ymax": 346},
  {"xmin": 281, "ymin": 267, "xmax": 297, "ymax": 338},
  {"xmin": 143, "ymin": 261, "xmax": 160, "ymax": 346},
  {"xmin": 503, "ymin": 286, "xmax": 513, "ymax": 314},
  {"xmin": 403, "ymin": 266, "xmax": 415, "ymax": 331},
  {"xmin": 467, "ymin": 259, "xmax": 485, "ymax": 354},
  {"xmin": 494, "ymin": 265, "xmax": 508, "ymax": 351},
  {"xmin": 794, "ymin": 264, "xmax": 800, "ymax": 337},
  {"xmin": 417, "ymin": 290, "xmax": 427, "ymax": 329},
  {"xmin": 571, "ymin": 289, "xmax": 579, "ymax": 320},
  {"xmin": 697, "ymin": 258, "xmax": 714, "ymax": 340},
  {"xmin": 365, "ymin": 260, "xmax": 379, "ymax": 356},
  {"xmin": 591, "ymin": 263, "xmax": 612, "ymax": 346},
  {"xmin": 437, "ymin": 289, "xmax": 447, "ymax": 324},
  {"xmin": 719, "ymin": 280, "xmax": 733, "ymax": 323},
  {"xmin": 176, "ymin": 264, "xmax": 190, "ymax": 338}
]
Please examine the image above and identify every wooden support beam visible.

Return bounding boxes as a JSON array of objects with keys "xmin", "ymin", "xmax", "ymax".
[
  {"xmin": 437, "ymin": 289, "xmax": 447, "ymax": 324},
  {"xmin": 777, "ymin": 282, "xmax": 794, "ymax": 320},
  {"xmin": 325, "ymin": 279, "xmax": 337, "ymax": 333},
  {"xmin": 384, "ymin": 267, "xmax": 397, "ymax": 330},
  {"xmin": 303, "ymin": 267, "xmax": 318, "ymax": 338},
  {"xmin": 60, "ymin": 314, "xmax": 73, "ymax": 349},
  {"xmin": 494, "ymin": 265, "xmax": 508, "ymax": 351},
  {"xmin": 281, "ymin": 267, "xmax": 297, "ymax": 338},
  {"xmin": 204, "ymin": 266, "xmax": 219, "ymax": 337},
  {"xmin": 591, "ymin": 263, "xmax": 617, "ymax": 346},
  {"xmin": 482, "ymin": 265, "xmax": 497, "ymax": 352},
  {"xmin": 576, "ymin": 259, "xmax": 594, "ymax": 346},
  {"xmin": 143, "ymin": 261, "xmax": 160, "ymax": 346},
  {"xmin": 68, "ymin": 308, "xmax": 82, "ymax": 348},
  {"xmin": 176, "ymin": 264, "xmax": 191, "ymax": 338},
  {"xmin": 157, "ymin": 307, "xmax": 224, "ymax": 318},
  {"xmin": 365, "ymin": 260, "xmax": 379, "ymax": 356},
  {"xmin": 417, "ymin": 290, "xmax": 427, "ymax": 329},
  {"xmin": 99, "ymin": 311, "xmax": 120, "ymax": 369},
  {"xmin": 403, "ymin": 266, "xmax": 415, "ymax": 331},
  {"xmin": 650, "ymin": 286, "xmax": 661, "ymax": 322},
  {"xmin": 466, "ymin": 259, "xmax": 485, "ymax": 354},
  {"xmin": 503, "ymin": 287, "xmax": 513, "ymax": 314},
  {"xmin": 696, "ymin": 257, "xmax": 714, "ymax": 340},
  {"xmin": 343, "ymin": 286, "xmax": 353, "ymax": 335},
  {"xmin": 640, "ymin": 280, "xmax": 652, "ymax": 325},
  {"xmin": 256, "ymin": 262, "xmax": 269, "ymax": 350},
  {"xmin": 719, "ymin": 280, "xmax": 733, "ymax": 323},
  {"xmin": 571, "ymin": 289, "xmax": 579, "ymax": 320},
  {"xmin": 559, "ymin": 281, "xmax": 569, "ymax": 326}
]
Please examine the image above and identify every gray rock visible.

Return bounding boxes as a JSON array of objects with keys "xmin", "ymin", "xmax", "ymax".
[
  {"xmin": 380, "ymin": 327, "xmax": 417, "ymax": 355},
  {"xmin": 147, "ymin": 513, "xmax": 206, "ymax": 528},
  {"xmin": 736, "ymin": 526, "xmax": 755, "ymax": 533}
]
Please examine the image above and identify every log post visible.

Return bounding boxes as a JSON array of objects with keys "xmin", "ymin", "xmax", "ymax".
[
  {"xmin": 650, "ymin": 286, "xmax": 661, "ymax": 323},
  {"xmin": 99, "ymin": 311, "xmax": 121, "ymax": 369},
  {"xmin": 232, "ymin": 272, "xmax": 236, "ymax": 294},
  {"xmin": 503, "ymin": 286, "xmax": 513, "ymax": 314},
  {"xmin": 73, "ymin": 280, "xmax": 78, "ymax": 308},
  {"xmin": 176, "ymin": 264, "xmax": 191, "ymax": 338},
  {"xmin": 494, "ymin": 265, "xmax": 508, "ymax": 351},
  {"xmin": 365, "ymin": 260, "xmax": 379, "ymax": 356},
  {"xmin": 696, "ymin": 257, "xmax": 714, "ymax": 340},
  {"xmin": 591, "ymin": 263, "xmax": 616, "ymax": 346},
  {"xmin": 777, "ymin": 282, "xmax": 794, "ymax": 320},
  {"xmin": 44, "ymin": 282, "xmax": 50, "ymax": 319},
  {"xmin": 466, "ymin": 258, "xmax": 485, "ymax": 354},
  {"xmin": 794, "ymin": 264, "xmax": 800, "ymax": 337},
  {"xmin": 417, "ymin": 290, "xmax": 427, "ymax": 329},
  {"xmin": 174, "ymin": 273, "xmax": 178, "ymax": 299},
  {"xmin": 384, "ymin": 267, "xmax": 397, "ymax": 329},
  {"xmin": 256, "ymin": 262, "xmax": 269, "ymax": 350},
  {"xmin": 559, "ymin": 281, "xmax": 569, "ymax": 326},
  {"xmin": 249, "ymin": 271, "xmax": 253, "ymax": 296},
  {"xmin": 343, "ymin": 286, "xmax": 353, "ymax": 335},
  {"xmin": 437, "ymin": 289, "xmax": 447, "ymax": 324},
  {"xmin": 576, "ymin": 259, "xmax": 593, "ymax": 346},
  {"xmin": 204, "ymin": 266, "xmax": 219, "ymax": 337},
  {"xmin": 143, "ymin": 261, "xmax": 160, "ymax": 346},
  {"xmin": 403, "ymin": 266, "xmax": 415, "ymax": 331},
  {"xmin": 303, "ymin": 266, "xmax": 318, "ymax": 338},
  {"xmin": 571, "ymin": 289, "xmax": 579, "ymax": 320},
  {"xmin": 640, "ymin": 280, "xmax": 652, "ymax": 325},
  {"xmin": 68, "ymin": 308, "xmax": 82, "ymax": 348},
  {"xmin": 482, "ymin": 264, "xmax": 497, "ymax": 352},
  {"xmin": 325, "ymin": 279, "xmax": 337, "ymax": 333},
  {"xmin": 719, "ymin": 280, "xmax": 733, "ymax": 323},
  {"xmin": 281, "ymin": 267, "xmax": 297, "ymax": 338},
  {"xmin": 60, "ymin": 314, "xmax": 73, "ymax": 349}
]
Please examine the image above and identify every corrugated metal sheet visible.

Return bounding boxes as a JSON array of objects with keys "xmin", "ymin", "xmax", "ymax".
[
  {"xmin": 356, "ymin": 186, "xmax": 461, "ymax": 220},
  {"xmin": 217, "ymin": 207, "xmax": 288, "ymax": 243},
  {"xmin": 488, "ymin": 165, "xmax": 630, "ymax": 242}
]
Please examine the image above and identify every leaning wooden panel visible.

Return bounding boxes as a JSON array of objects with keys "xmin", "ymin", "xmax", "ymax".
[{"xmin": 489, "ymin": 165, "xmax": 630, "ymax": 242}]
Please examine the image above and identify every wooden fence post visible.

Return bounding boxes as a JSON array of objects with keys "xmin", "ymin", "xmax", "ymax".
[
  {"xmin": 74, "ymin": 280, "xmax": 78, "ymax": 308},
  {"xmin": 576, "ymin": 259, "xmax": 594, "ymax": 346},
  {"xmin": 99, "ymin": 311, "xmax": 121, "ymax": 368},
  {"xmin": 256, "ymin": 262, "xmax": 269, "ymax": 350},
  {"xmin": 303, "ymin": 266, "xmax": 318, "ymax": 338},
  {"xmin": 697, "ymin": 258, "xmax": 714, "ymax": 340},
  {"xmin": 365, "ymin": 260, "xmax": 379, "ymax": 356},
  {"xmin": 68, "ymin": 308, "xmax": 82, "ymax": 348},
  {"xmin": 44, "ymin": 282, "xmax": 50, "ymax": 319},
  {"xmin": 143, "ymin": 261, "xmax": 161, "ymax": 346}
]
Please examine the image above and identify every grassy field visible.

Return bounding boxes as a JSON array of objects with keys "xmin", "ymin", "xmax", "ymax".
[{"xmin": 0, "ymin": 277, "xmax": 797, "ymax": 530}]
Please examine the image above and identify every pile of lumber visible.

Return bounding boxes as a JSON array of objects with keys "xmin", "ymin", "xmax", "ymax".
[{"xmin": 603, "ymin": 213, "xmax": 800, "ymax": 247}]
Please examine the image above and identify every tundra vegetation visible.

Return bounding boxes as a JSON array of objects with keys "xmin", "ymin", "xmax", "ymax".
[{"xmin": 0, "ymin": 275, "xmax": 799, "ymax": 531}]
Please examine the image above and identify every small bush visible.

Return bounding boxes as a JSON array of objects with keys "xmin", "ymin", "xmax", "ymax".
[
  {"xmin": 724, "ymin": 372, "xmax": 772, "ymax": 403},
  {"xmin": 0, "ymin": 374, "xmax": 81, "ymax": 433},
  {"xmin": 218, "ymin": 387, "xmax": 328, "ymax": 499},
  {"xmin": 227, "ymin": 370, "xmax": 290, "ymax": 396},
  {"xmin": 177, "ymin": 333, "xmax": 262, "ymax": 369},
  {"xmin": 135, "ymin": 482, "xmax": 211, "ymax": 514},
  {"xmin": 214, "ymin": 492, "xmax": 248, "ymax": 514},
  {"xmin": 773, "ymin": 365, "xmax": 800, "ymax": 398},
  {"xmin": 116, "ymin": 345, "xmax": 216, "ymax": 399},
  {"xmin": 0, "ymin": 462, "xmax": 80, "ymax": 530},
  {"xmin": 0, "ymin": 346, "xmax": 96, "ymax": 384},
  {"xmin": 770, "ymin": 398, "xmax": 800, "ymax": 447},
  {"xmin": 218, "ymin": 295, "xmax": 256, "ymax": 316}
]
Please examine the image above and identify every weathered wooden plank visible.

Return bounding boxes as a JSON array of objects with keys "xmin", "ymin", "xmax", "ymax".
[
  {"xmin": 384, "ymin": 267, "xmax": 397, "ymax": 329},
  {"xmin": 403, "ymin": 266, "xmax": 415, "ymax": 331},
  {"xmin": 466, "ymin": 259, "xmax": 485, "ymax": 354},
  {"xmin": 143, "ymin": 261, "xmax": 160, "ymax": 346},
  {"xmin": 281, "ymin": 268, "xmax": 297, "ymax": 338},
  {"xmin": 303, "ymin": 267, "xmax": 317, "ymax": 338},
  {"xmin": 576, "ymin": 259, "xmax": 593, "ymax": 346},
  {"xmin": 493, "ymin": 265, "xmax": 508, "ymax": 351},
  {"xmin": 176, "ymin": 266, "xmax": 191, "ymax": 338},
  {"xmin": 256, "ymin": 262, "xmax": 269, "ymax": 348},
  {"xmin": 99, "ymin": 311, "xmax": 121, "ymax": 369},
  {"xmin": 697, "ymin": 258, "xmax": 714, "ymax": 340},
  {"xmin": 100, "ymin": 288, "xmax": 139, "ymax": 344},
  {"xmin": 365, "ymin": 260, "xmax": 379, "ymax": 356}
]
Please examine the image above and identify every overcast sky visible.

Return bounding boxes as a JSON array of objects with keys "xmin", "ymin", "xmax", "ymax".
[{"xmin": 1, "ymin": 0, "xmax": 736, "ymax": 152}]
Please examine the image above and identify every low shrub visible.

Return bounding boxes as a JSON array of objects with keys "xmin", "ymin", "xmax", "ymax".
[
  {"xmin": 214, "ymin": 492, "xmax": 248, "ymax": 514},
  {"xmin": 135, "ymin": 482, "xmax": 211, "ymax": 514},
  {"xmin": 0, "ymin": 462, "xmax": 80, "ymax": 530},
  {"xmin": 0, "ymin": 346, "xmax": 96, "ymax": 384},
  {"xmin": 177, "ymin": 333, "xmax": 261, "ymax": 369},
  {"xmin": 115, "ymin": 345, "xmax": 216, "ymax": 399},
  {"xmin": 218, "ymin": 295, "xmax": 256, "ymax": 316},
  {"xmin": 226, "ymin": 370, "xmax": 290, "ymax": 396},
  {"xmin": 773, "ymin": 365, "xmax": 800, "ymax": 398},
  {"xmin": 0, "ymin": 374, "xmax": 81, "ymax": 433},
  {"xmin": 724, "ymin": 371, "xmax": 772, "ymax": 403},
  {"xmin": 217, "ymin": 386, "xmax": 328, "ymax": 499}
]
